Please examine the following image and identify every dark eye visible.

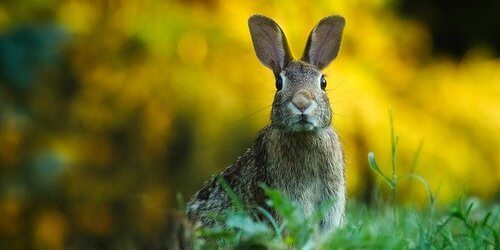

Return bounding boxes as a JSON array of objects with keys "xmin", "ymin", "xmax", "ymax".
[
  {"xmin": 320, "ymin": 76, "xmax": 327, "ymax": 90},
  {"xmin": 275, "ymin": 76, "xmax": 283, "ymax": 91}
]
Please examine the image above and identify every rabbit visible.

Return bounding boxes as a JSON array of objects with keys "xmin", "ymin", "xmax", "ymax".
[{"xmin": 186, "ymin": 14, "xmax": 346, "ymax": 233}]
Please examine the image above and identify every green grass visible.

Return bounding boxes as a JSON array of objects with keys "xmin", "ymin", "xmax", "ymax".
[
  {"xmin": 189, "ymin": 110, "xmax": 499, "ymax": 249},
  {"xmin": 192, "ymin": 191, "xmax": 498, "ymax": 249}
]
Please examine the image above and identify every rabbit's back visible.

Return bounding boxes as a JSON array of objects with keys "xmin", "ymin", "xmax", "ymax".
[{"xmin": 186, "ymin": 132, "xmax": 271, "ymax": 226}]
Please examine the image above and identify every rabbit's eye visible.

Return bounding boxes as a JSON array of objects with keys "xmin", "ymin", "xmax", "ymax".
[
  {"xmin": 320, "ymin": 76, "xmax": 327, "ymax": 90},
  {"xmin": 275, "ymin": 77, "xmax": 283, "ymax": 91}
]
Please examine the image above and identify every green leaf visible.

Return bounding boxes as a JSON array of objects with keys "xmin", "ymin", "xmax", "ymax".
[
  {"xmin": 218, "ymin": 176, "xmax": 244, "ymax": 211},
  {"xmin": 368, "ymin": 152, "xmax": 394, "ymax": 188},
  {"xmin": 226, "ymin": 212, "xmax": 270, "ymax": 236},
  {"xmin": 257, "ymin": 206, "xmax": 282, "ymax": 236},
  {"xmin": 397, "ymin": 173, "xmax": 434, "ymax": 205}
]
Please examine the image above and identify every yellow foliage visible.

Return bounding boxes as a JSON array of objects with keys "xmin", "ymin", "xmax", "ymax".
[{"xmin": 0, "ymin": 0, "xmax": 498, "ymax": 245}]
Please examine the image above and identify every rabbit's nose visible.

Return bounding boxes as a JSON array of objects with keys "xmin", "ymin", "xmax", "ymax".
[{"xmin": 292, "ymin": 90, "xmax": 312, "ymax": 111}]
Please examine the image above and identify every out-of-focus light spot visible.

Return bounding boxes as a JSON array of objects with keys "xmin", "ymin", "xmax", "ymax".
[
  {"xmin": 0, "ymin": 197, "xmax": 23, "ymax": 234},
  {"xmin": 177, "ymin": 31, "xmax": 208, "ymax": 64},
  {"xmin": 58, "ymin": 0, "xmax": 96, "ymax": 34},
  {"xmin": 137, "ymin": 186, "xmax": 169, "ymax": 233},
  {"xmin": 75, "ymin": 204, "xmax": 113, "ymax": 235},
  {"xmin": 0, "ymin": 7, "xmax": 8, "ymax": 28},
  {"xmin": 34, "ymin": 211, "xmax": 67, "ymax": 250}
]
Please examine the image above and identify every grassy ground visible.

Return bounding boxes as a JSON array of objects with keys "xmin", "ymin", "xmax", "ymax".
[
  {"xmin": 186, "ymin": 112, "xmax": 499, "ymax": 249},
  {"xmin": 189, "ymin": 190, "xmax": 498, "ymax": 249}
]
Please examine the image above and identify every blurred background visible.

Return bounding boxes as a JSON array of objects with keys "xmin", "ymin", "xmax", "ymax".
[{"xmin": 0, "ymin": 0, "xmax": 498, "ymax": 248}]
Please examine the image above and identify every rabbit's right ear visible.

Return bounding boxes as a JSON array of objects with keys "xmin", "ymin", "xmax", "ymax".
[
  {"xmin": 248, "ymin": 15, "xmax": 293, "ymax": 75},
  {"xmin": 302, "ymin": 16, "xmax": 345, "ymax": 69}
]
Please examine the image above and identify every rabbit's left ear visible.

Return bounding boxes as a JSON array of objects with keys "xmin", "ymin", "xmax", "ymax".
[
  {"xmin": 302, "ymin": 16, "xmax": 345, "ymax": 69},
  {"xmin": 248, "ymin": 15, "xmax": 293, "ymax": 75}
]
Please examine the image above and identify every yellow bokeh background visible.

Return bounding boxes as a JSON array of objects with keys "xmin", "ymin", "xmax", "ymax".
[{"xmin": 0, "ymin": 0, "xmax": 498, "ymax": 248}]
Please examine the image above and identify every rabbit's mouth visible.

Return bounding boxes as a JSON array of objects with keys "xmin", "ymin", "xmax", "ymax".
[{"xmin": 290, "ymin": 116, "xmax": 317, "ymax": 132}]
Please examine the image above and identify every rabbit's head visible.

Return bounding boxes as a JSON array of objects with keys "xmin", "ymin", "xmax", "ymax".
[{"xmin": 248, "ymin": 15, "xmax": 345, "ymax": 132}]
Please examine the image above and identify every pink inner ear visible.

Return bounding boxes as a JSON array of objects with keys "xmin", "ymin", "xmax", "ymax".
[
  {"xmin": 270, "ymin": 30, "xmax": 286, "ymax": 70},
  {"xmin": 248, "ymin": 15, "xmax": 293, "ymax": 74},
  {"xmin": 302, "ymin": 16, "xmax": 345, "ymax": 69}
]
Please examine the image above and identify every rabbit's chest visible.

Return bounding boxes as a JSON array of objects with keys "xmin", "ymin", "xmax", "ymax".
[
  {"xmin": 266, "ymin": 128, "xmax": 345, "ymax": 216},
  {"xmin": 291, "ymin": 178, "xmax": 325, "ymax": 216},
  {"xmin": 273, "ymin": 160, "xmax": 336, "ymax": 215}
]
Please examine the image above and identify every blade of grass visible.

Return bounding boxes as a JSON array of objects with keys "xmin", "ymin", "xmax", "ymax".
[
  {"xmin": 257, "ymin": 206, "xmax": 282, "ymax": 237},
  {"xmin": 396, "ymin": 174, "xmax": 434, "ymax": 205},
  {"xmin": 218, "ymin": 176, "xmax": 244, "ymax": 211},
  {"xmin": 368, "ymin": 152, "xmax": 393, "ymax": 188}
]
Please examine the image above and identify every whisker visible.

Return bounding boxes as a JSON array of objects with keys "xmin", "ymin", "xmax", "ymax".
[
  {"xmin": 332, "ymin": 112, "xmax": 346, "ymax": 117},
  {"xmin": 252, "ymin": 79, "xmax": 275, "ymax": 93},
  {"xmin": 246, "ymin": 97, "xmax": 274, "ymax": 102},
  {"xmin": 330, "ymin": 96, "xmax": 352, "ymax": 102},
  {"xmin": 245, "ymin": 104, "xmax": 273, "ymax": 117},
  {"xmin": 326, "ymin": 81, "xmax": 345, "ymax": 93},
  {"xmin": 231, "ymin": 104, "xmax": 272, "ymax": 125}
]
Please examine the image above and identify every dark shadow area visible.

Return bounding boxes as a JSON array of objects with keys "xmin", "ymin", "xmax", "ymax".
[{"xmin": 396, "ymin": 0, "xmax": 500, "ymax": 58}]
